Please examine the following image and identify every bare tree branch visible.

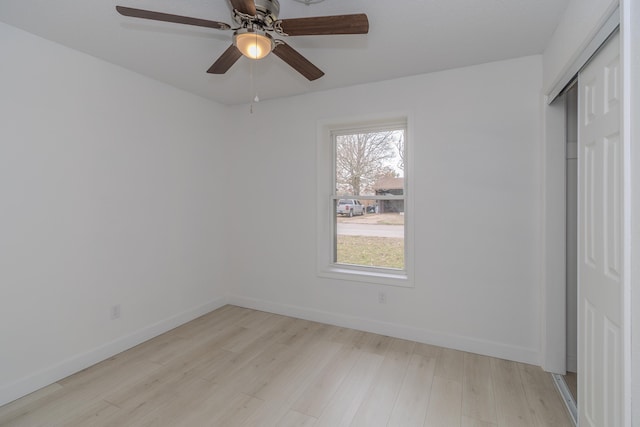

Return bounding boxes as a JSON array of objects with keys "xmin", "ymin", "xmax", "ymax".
[
  {"xmin": 396, "ymin": 136, "xmax": 405, "ymax": 171},
  {"xmin": 335, "ymin": 130, "xmax": 400, "ymax": 195}
]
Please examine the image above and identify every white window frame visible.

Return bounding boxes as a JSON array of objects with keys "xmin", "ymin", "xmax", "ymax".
[{"xmin": 316, "ymin": 114, "xmax": 414, "ymax": 287}]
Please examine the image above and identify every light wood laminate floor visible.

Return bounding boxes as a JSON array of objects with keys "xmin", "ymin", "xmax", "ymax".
[{"xmin": 0, "ymin": 305, "xmax": 573, "ymax": 427}]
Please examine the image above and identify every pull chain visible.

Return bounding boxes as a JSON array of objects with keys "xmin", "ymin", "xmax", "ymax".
[
  {"xmin": 249, "ymin": 60, "xmax": 259, "ymax": 113},
  {"xmin": 250, "ymin": 60, "xmax": 254, "ymax": 113}
]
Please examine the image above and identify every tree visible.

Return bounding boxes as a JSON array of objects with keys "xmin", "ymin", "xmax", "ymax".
[
  {"xmin": 395, "ymin": 136, "xmax": 405, "ymax": 171},
  {"xmin": 335, "ymin": 131, "xmax": 399, "ymax": 195}
]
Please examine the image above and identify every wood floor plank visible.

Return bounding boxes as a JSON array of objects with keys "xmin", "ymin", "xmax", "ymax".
[
  {"xmin": 276, "ymin": 318, "xmax": 319, "ymax": 346},
  {"xmin": 0, "ymin": 306, "xmax": 574, "ymax": 427},
  {"xmin": 99, "ymin": 387, "xmax": 182, "ymax": 426},
  {"xmin": 54, "ymin": 400, "xmax": 121, "ymax": 427},
  {"xmin": 250, "ymin": 340, "xmax": 342, "ymax": 402},
  {"xmin": 178, "ymin": 391, "xmax": 264, "ymax": 427},
  {"xmin": 2, "ymin": 360, "xmax": 162, "ymax": 427},
  {"xmin": 461, "ymin": 415, "xmax": 498, "ymax": 427},
  {"xmin": 518, "ymin": 364, "xmax": 573, "ymax": 427},
  {"xmin": 350, "ymin": 338, "xmax": 415, "ymax": 427},
  {"xmin": 217, "ymin": 342, "xmax": 294, "ymax": 394},
  {"xmin": 424, "ymin": 376, "xmax": 463, "ymax": 427},
  {"xmin": 435, "ymin": 347, "xmax": 465, "ymax": 382},
  {"xmin": 315, "ymin": 352, "xmax": 384, "ymax": 427},
  {"xmin": 387, "ymin": 353, "xmax": 436, "ymax": 427},
  {"xmin": 101, "ymin": 351, "xmax": 225, "ymax": 411},
  {"xmin": 490, "ymin": 358, "xmax": 534, "ymax": 427},
  {"xmin": 238, "ymin": 343, "xmax": 300, "ymax": 395},
  {"xmin": 359, "ymin": 332, "xmax": 394, "ymax": 356},
  {"xmin": 166, "ymin": 305, "xmax": 252, "ymax": 340},
  {"xmin": 238, "ymin": 342, "xmax": 342, "ymax": 427},
  {"xmin": 0, "ymin": 383, "xmax": 62, "ymax": 424},
  {"xmin": 240, "ymin": 309, "xmax": 278, "ymax": 328},
  {"xmin": 278, "ymin": 410, "xmax": 318, "ymax": 426},
  {"xmin": 116, "ymin": 377, "xmax": 218, "ymax": 427},
  {"xmin": 221, "ymin": 314, "xmax": 292, "ymax": 353},
  {"xmin": 414, "ymin": 342, "xmax": 442, "ymax": 359},
  {"xmin": 204, "ymin": 327, "xmax": 299, "ymax": 385},
  {"xmin": 149, "ymin": 323, "xmax": 247, "ymax": 370},
  {"xmin": 328, "ymin": 326, "xmax": 371, "ymax": 350},
  {"xmin": 0, "ymin": 398, "xmax": 120, "ymax": 427},
  {"xmin": 462, "ymin": 352, "xmax": 497, "ymax": 424},
  {"xmin": 290, "ymin": 345, "xmax": 361, "ymax": 418}
]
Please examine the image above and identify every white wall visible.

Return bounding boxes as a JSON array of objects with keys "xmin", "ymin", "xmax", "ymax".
[
  {"xmin": 543, "ymin": 0, "xmax": 618, "ymax": 93},
  {"xmin": 0, "ymin": 23, "xmax": 231, "ymax": 405},
  {"xmin": 226, "ymin": 55, "xmax": 544, "ymax": 364}
]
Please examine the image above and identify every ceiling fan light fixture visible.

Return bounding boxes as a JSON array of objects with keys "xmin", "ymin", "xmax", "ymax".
[{"xmin": 234, "ymin": 29, "xmax": 274, "ymax": 60}]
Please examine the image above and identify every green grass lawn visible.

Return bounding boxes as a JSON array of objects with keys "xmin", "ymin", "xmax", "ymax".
[{"xmin": 336, "ymin": 235, "xmax": 404, "ymax": 269}]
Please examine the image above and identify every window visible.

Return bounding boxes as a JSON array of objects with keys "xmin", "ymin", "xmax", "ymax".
[{"xmin": 317, "ymin": 116, "xmax": 412, "ymax": 286}]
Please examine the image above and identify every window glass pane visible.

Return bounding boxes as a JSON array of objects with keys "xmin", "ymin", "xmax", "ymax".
[
  {"xmin": 335, "ymin": 130, "xmax": 405, "ymax": 196},
  {"xmin": 334, "ymin": 198, "xmax": 405, "ymax": 269},
  {"xmin": 332, "ymin": 126, "xmax": 406, "ymax": 271}
]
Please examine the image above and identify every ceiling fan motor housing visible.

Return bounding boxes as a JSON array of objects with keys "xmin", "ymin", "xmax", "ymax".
[{"xmin": 254, "ymin": 0, "xmax": 280, "ymax": 25}]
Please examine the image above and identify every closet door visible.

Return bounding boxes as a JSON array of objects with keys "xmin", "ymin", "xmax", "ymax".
[{"xmin": 577, "ymin": 31, "xmax": 624, "ymax": 426}]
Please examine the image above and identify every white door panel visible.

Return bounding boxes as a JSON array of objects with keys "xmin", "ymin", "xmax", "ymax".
[{"xmin": 578, "ymin": 31, "xmax": 623, "ymax": 427}]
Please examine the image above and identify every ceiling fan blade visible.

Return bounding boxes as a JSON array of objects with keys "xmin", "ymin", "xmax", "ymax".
[
  {"xmin": 279, "ymin": 14, "xmax": 369, "ymax": 36},
  {"xmin": 272, "ymin": 42, "xmax": 324, "ymax": 81},
  {"xmin": 229, "ymin": 0, "xmax": 256, "ymax": 16},
  {"xmin": 116, "ymin": 6, "xmax": 231, "ymax": 30},
  {"xmin": 207, "ymin": 45, "xmax": 243, "ymax": 74}
]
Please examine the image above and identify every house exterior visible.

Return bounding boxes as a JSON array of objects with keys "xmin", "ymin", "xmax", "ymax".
[{"xmin": 373, "ymin": 177, "xmax": 404, "ymax": 213}]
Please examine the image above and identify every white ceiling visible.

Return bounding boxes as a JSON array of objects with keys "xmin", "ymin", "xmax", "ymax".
[{"xmin": 0, "ymin": 0, "xmax": 569, "ymax": 105}]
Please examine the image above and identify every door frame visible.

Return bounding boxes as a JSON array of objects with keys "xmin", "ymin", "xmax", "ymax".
[
  {"xmin": 621, "ymin": 0, "xmax": 638, "ymax": 424},
  {"xmin": 542, "ymin": 2, "xmax": 637, "ymax": 425},
  {"xmin": 541, "ymin": 6, "xmax": 620, "ymax": 375},
  {"xmin": 541, "ymin": 89, "xmax": 567, "ymax": 375}
]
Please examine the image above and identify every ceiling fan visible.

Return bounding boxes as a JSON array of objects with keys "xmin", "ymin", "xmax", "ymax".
[{"xmin": 115, "ymin": 0, "xmax": 369, "ymax": 81}]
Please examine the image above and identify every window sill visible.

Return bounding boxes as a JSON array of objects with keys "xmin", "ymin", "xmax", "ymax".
[{"xmin": 319, "ymin": 265, "xmax": 413, "ymax": 288}]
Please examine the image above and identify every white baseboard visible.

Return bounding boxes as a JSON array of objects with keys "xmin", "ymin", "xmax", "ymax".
[
  {"xmin": 0, "ymin": 296, "xmax": 228, "ymax": 407},
  {"xmin": 227, "ymin": 295, "xmax": 539, "ymax": 366}
]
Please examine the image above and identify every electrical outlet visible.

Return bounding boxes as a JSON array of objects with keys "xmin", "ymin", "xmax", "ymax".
[
  {"xmin": 110, "ymin": 304, "xmax": 121, "ymax": 320},
  {"xmin": 378, "ymin": 291, "xmax": 386, "ymax": 304}
]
